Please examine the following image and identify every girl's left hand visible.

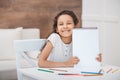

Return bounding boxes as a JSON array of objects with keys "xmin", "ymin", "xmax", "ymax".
[{"xmin": 96, "ymin": 53, "xmax": 102, "ymax": 62}]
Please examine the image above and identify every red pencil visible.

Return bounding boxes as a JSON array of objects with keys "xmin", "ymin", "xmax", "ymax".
[
  {"xmin": 58, "ymin": 74, "xmax": 103, "ymax": 76},
  {"xmin": 64, "ymin": 74, "xmax": 103, "ymax": 76}
]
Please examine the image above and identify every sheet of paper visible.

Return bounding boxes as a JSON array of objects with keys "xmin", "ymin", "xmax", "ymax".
[{"xmin": 73, "ymin": 28, "xmax": 101, "ymax": 72}]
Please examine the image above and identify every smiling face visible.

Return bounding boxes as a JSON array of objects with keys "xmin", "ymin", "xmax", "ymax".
[{"xmin": 56, "ymin": 14, "xmax": 75, "ymax": 38}]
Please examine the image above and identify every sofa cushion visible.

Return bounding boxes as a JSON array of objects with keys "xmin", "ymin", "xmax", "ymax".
[
  {"xmin": 0, "ymin": 60, "xmax": 16, "ymax": 71},
  {"xmin": 0, "ymin": 27, "xmax": 22, "ymax": 60},
  {"xmin": 22, "ymin": 28, "xmax": 40, "ymax": 39}
]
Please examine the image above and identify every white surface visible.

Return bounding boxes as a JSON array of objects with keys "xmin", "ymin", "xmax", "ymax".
[
  {"xmin": 22, "ymin": 28, "xmax": 40, "ymax": 39},
  {"xmin": 0, "ymin": 28, "xmax": 40, "ymax": 80},
  {"xmin": 20, "ymin": 68, "xmax": 101, "ymax": 80},
  {"xmin": 82, "ymin": 0, "xmax": 120, "ymax": 66},
  {"xmin": 0, "ymin": 27, "xmax": 40, "ymax": 61},
  {"xmin": 14, "ymin": 39, "xmax": 46, "ymax": 67},
  {"xmin": 0, "ymin": 27, "xmax": 22, "ymax": 60},
  {"xmin": 0, "ymin": 27, "xmax": 40, "ymax": 60},
  {"xmin": 73, "ymin": 28, "xmax": 100, "ymax": 71},
  {"xmin": 14, "ymin": 39, "xmax": 47, "ymax": 80},
  {"xmin": 0, "ymin": 60, "xmax": 16, "ymax": 71},
  {"xmin": 20, "ymin": 65, "xmax": 120, "ymax": 80}
]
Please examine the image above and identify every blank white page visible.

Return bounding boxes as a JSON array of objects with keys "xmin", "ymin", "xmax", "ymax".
[{"xmin": 73, "ymin": 28, "xmax": 101, "ymax": 71}]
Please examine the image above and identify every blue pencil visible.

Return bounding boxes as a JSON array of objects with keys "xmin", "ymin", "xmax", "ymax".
[{"xmin": 81, "ymin": 71, "xmax": 103, "ymax": 74}]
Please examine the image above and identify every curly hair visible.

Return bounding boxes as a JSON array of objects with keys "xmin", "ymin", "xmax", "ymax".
[{"xmin": 53, "ymin": 10, "xmax": 79, "ymax": 33}]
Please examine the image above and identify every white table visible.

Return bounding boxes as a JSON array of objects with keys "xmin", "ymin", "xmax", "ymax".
[{"xmin": 20, "ymin": 65, "xmax": 120, "ymax": 80}]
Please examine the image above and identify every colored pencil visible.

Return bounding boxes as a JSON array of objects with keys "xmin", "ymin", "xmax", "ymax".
[
  {"xmin": 38, "ymin": 69, "xmax": 54, "ymax": 73},
  {"xmin": 49, "ymin": 68, "xmax": 68, "ymax": 72},
  {"xmin": 58, "ymin": 73, "xmax": 103, "ymax": 76},
  {"xmin": 106, "ymin": 68, "xmax": 112, "ymax": 73},
  {"xmin": 81, "ymin": 71, "xmax": 103, "ymax": 75},
  {"xmin": 112, "ymin": 69, "xmax": 119, "ymax": 73}
]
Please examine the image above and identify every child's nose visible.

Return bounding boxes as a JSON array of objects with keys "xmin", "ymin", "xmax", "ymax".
[{"xmin": 63, "ymin": 24, "xmax": 68, "ymax": 28}]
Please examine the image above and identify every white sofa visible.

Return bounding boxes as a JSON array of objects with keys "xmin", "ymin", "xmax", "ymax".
[{"xmin": 0, "ymin": 27, "xmax": 40, "ymax": 80}]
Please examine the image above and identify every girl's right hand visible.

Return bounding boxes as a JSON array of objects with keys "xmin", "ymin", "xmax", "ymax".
[{"xmin": 65, "ymin": 56, "xmax": 79, "ymax": 67}]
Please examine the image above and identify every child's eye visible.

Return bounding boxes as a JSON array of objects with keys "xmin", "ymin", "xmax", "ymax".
[
  {"xmin": 67, "ymin": 23, "xmax": 72, "ymax": 25},
  {"xmin": 59, "ymin": 23, "xmax": 63, "ymax": 26}
]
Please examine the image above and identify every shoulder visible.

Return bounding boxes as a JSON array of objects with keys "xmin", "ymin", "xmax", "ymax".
[
  {"xmin": 48, "ymin": 33, "xmax": 60, "ymax": 40},
  {"xmin": 47, "ymin": 33, "xmax": 61, "ymax": 46}
]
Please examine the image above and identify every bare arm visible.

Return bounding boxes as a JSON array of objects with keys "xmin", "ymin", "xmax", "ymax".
[{"xmin": 38, "ymin": 41, "xmax": 79, "ymax": 68}]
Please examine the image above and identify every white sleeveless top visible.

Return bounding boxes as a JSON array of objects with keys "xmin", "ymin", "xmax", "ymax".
[{"xmin": 47, "ymin": 33, "xmax": 72, "ymax": 62}]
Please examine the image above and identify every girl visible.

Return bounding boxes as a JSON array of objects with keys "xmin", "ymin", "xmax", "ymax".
[{"xmin": 38, "ymin": 10, "xmax": 101, "ymax": 68}]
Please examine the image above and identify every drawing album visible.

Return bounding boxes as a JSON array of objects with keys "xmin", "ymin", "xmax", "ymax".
[{"xmin": 72, "ymin": 28, "xmax": 101, "ymax": 72}]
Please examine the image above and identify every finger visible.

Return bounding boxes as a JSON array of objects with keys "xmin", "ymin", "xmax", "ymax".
[
  {"xmin": 74, "ymin": 61, "xmax": 79, "ymax": 64},
  {"xmin": 96, "ymin": 57, "xmax": 101, "ymax": 62},
  {"xmin": 73, "ymin": 56, "xmax": 77, "ymax": 58},
  {"xmin": 74, "ymin": 58, "xmax": 79, "ymax": 61},
  {"xmin": 96, "ymin": 57, "xmax": 99, "ymax": 60},
  {"xmin": 99, "ymin": 53, "xmax": 102, "ymax": 56}
]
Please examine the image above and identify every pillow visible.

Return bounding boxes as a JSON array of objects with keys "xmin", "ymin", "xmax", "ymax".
[
  {"xmin": 0, "ymin": 27, "xmax": 23, "ymax": 60},
  {"xmin": 22, "ymin": 28, "xmax": 40, "ymax": 39}
]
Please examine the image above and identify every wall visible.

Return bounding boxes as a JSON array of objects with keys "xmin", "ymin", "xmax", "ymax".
[
  {"xmin": 82, "ymin": 0, "xmax": 120, "ymax": 66},
  {"xmin": 0, "ymin": 0, "xmax": 82, "ymax": 38}
]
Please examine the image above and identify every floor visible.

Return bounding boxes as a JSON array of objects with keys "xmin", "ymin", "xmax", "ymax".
[{"xmin": 0, "ymin": 69, "xmax": 17, "ymax": 80}]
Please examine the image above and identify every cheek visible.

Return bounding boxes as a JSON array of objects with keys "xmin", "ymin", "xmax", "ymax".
[
  {"xmin": 57, "ymin": 26, "xmax": 61, "ymax": 31},
  {"xmin": 69, "ymin": 24, "xmax": 75, "ymax": 28},
  {"xmin": 70, "ymin": 26, "xmax": 75, "ymax": 30},
  {"xmin": 56, "ymin": 27, "xmax": 61, "ymax": 33}
]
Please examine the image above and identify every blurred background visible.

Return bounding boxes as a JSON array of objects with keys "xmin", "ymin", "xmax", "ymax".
[
  {"xmin": 0, "ymin": 0, "xmax": 82, "ymax": 38},
  {"xmin": 0, "ymin": 0, "xmax": 120, "ymax": 80},
  {"xmin": 82, "ymin": 0, "xmax": 120, "ymax": 67}
]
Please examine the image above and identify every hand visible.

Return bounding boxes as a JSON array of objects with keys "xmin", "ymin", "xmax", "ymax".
[
  {"xmin": 96, "ymin": 53, "xmax": 102, "ymax": 62},
  {"xmin": 65, "ymin": 56, "xmax": 79, "ymax": 67}
]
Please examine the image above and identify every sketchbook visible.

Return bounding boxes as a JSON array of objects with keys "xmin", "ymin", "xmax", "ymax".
[{"xmin": 73, "ymin": 28, "xmax": 101, "ymax": 72}]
